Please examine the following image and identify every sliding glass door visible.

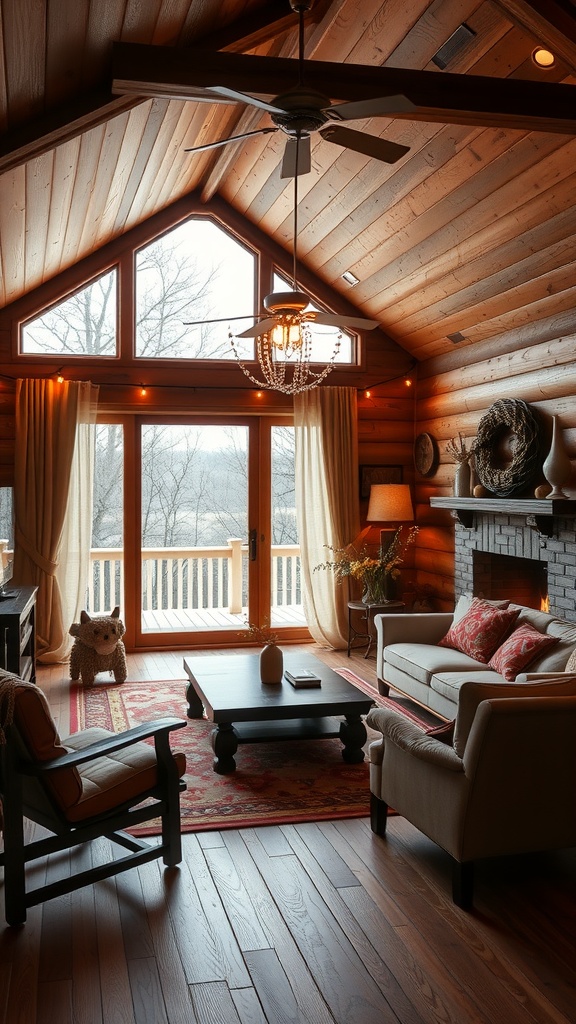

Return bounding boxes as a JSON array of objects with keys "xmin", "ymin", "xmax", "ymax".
[{"xmin": 97, "ymin": 416, "xmax": 306, "ymax": 649}]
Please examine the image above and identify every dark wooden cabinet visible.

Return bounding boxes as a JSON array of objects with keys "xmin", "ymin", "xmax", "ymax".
[{"xmin": 0, "ymin": 586, "xmax": 38, "ymax": 683}]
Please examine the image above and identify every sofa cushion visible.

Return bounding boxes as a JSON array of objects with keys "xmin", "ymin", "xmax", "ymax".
[
  {"xmin": 530, "ymin": 619, "xmax": 576, "ymax": 672},
  {"xmin": 63, "ymin": 727, "xmax": 187, "ymax": 822},
  {"xmin": 452, "ymin": 593, "xmax": 510, "ymax": 623},
  {"xmin": 385, "ymin": 643, "xmax": 490, "ymax": 686},
  {"xmin": 453, "ymin": 675, "xmax": 576, "ymax": 757},
  {"xmin": 439, "ymin": 598, "xmax": 520, "ymax": 663},
  {"xmin": 488, "ymin": 624, "xmax": 559, "ymax": 681}
]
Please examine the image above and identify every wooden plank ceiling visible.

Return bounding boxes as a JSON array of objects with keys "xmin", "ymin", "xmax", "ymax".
[{"xmin": 0, "ymin": 0, "xmax": 575, "ymax": 362}]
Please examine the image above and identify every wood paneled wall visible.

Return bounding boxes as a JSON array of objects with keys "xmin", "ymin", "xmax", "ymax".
[{"xmin": 415, "ymin": 318, "xmax": 576, "ymax": 611}]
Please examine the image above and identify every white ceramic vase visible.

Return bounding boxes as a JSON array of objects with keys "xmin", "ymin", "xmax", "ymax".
[
  {"xmin": 543, "ymin": 416, "xmax": 571, "ymax": 498},
  {"xmin": 259, "ymin": 643, "xmax": 283, "ymax": 684}
]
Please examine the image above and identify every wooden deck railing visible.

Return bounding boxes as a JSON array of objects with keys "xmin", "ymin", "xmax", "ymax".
[{"xmin": 88, "ymin": 540, "xmax": 302, "ymax": 616}]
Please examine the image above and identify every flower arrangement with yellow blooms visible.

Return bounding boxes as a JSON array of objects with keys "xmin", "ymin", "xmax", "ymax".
[{"xmin": 315, "ymin": 526, "xmax": 418, "ymax": 604}]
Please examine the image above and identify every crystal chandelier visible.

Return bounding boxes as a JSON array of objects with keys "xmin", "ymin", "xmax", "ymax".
[{"xmin": 229, "ymin": 294, "xmax": 343, "ymax": 395}]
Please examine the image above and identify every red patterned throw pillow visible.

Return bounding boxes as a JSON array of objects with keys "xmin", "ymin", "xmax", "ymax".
[
  {"xmin": 488, "ymin": 623, "xmax": 559, "ymax": 681},
  {"xmin": 439, "ymin": 597, "xmax": 520, "ymax": 663}
]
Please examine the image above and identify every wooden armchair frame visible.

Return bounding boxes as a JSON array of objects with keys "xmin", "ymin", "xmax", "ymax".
[{"xmin": 0, "ymin": 717, "xmax": 187, "ymax": 927}]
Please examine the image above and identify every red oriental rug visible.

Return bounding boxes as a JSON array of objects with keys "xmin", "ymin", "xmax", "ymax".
[{"xmin": 69, "ymin": 669, "xmax": 438, "ymax": 833}]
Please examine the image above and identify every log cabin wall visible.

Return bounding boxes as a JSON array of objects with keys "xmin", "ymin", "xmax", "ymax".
[{"xmin": 416, "ymin": 324, "xmax": 576, "ymax": 613}]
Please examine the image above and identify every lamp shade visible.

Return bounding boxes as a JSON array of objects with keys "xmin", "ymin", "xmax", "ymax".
[{"xmin": 366, "ymin": 483, "xmax": 414, "ymax": 523}]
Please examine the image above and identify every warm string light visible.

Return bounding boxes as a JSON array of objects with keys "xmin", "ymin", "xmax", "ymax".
[{"xmin": 404, "ymin": 377, "xmax": 413, "ymax": 387}]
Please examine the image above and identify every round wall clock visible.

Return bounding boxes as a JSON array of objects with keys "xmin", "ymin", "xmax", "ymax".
[{"xmin": 414, "ymin": 433, "xmax": 438, "ymax": 476}]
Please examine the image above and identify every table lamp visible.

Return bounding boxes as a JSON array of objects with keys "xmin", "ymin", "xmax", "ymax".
[{"xmin": 366, "ymin": 483, "xmax": 414, "ymax": 555}]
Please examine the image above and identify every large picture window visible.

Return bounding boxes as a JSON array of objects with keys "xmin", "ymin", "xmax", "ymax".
[{"xmin": 135, "ymin": 218, "xmax": 256, "ymax": 360}]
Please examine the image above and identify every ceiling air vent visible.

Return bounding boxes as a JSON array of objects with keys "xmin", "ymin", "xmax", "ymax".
[
  {"xmin": 447, "ymin": 331, "xmax": 466, "ymax": 344},
  {"xmin": 432, "ymin": 24, "xmax": 476, "ymax": 70}
]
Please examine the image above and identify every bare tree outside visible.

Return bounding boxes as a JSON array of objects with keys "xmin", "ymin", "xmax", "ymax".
[
  {"xmin": 136, "ymin": 218, "xmax": 255, "ymax": 360},
  {"xmin": 21, "ymin": 271, "xmax": 117, "ymax": 355}
]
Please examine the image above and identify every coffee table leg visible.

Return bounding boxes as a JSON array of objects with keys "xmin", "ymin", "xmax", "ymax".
[
  {"xmin": 186, "ymin": 680, "xmax": 205, "ymax": 719},
  {"xmin": 211, "ymin": 722, "xmax": 239, "ymax": 774},
  {"xmin": 340, "ymin": 715, "xmax": 367, "ymax": 763}
]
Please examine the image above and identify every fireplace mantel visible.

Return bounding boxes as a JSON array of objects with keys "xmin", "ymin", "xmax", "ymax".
[{"xmin": 430, "ymin": 496, "xmax": 576, "ymax": 535}]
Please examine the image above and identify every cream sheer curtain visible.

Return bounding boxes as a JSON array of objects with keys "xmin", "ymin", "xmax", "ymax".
[
  {"xmin": 13, "ymin": 379, "xmax": 99, "ymax": 663},
  {"xmin": 294, "ymin": 386, "xmax": 359, "ymax": 648}
]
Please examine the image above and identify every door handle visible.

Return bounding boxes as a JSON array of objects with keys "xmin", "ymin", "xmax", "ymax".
[{"xmin": 249, "ymin": 529, "xmax": 257, "ymax": 561}]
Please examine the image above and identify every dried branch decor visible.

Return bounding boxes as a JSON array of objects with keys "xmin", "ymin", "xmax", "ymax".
[
  {"xmin": 474, "ymin": 399, "xmax": 541, "ymax": 497},
  {"xmin": 446, "ymin": 433, "xmax": 473, "ymax": 464}
]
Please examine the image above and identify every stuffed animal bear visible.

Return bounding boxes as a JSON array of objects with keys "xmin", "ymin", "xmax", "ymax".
[{"xmin": 69, "ymin": 607, "xmax": 127, "ymax": 686}]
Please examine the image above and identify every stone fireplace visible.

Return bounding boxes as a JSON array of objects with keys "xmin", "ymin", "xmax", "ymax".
[{"xmin": 452, "ymin": 510, "xmax": 576, "ymax": 619}]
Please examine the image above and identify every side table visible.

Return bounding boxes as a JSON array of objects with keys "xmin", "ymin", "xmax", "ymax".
[{"xmin": 347, "ymin": 600, "xmax": 405, "ymax": 659}]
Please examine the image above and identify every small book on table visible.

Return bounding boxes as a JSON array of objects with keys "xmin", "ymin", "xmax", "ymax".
[{"xmin": 285, "ymin": 668, "xmax": 322, "ymax": 688}]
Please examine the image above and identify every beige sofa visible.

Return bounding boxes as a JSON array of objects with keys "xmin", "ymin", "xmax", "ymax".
[{"xmin": 374, "ymin": 595, "xmax": 576, "ymax": 719}]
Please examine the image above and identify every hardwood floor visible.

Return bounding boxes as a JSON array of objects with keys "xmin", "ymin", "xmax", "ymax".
[{"xmin": 2, "ymin": 644, "xmax": 576, "ymax": 1024}]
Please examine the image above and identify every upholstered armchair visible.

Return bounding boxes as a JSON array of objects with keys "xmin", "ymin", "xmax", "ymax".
[
  {"xmin": 0, "ymin": 674, "xmax": 187, "ymax": 926},
  {"xmin": 366, "ymin": 677, "xmax": 576, "ymax": 909}
]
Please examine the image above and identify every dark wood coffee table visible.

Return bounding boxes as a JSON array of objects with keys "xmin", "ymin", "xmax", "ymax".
[{"xmin": 183, "ymin": 653, "xmax": 375, "ymax": 774}]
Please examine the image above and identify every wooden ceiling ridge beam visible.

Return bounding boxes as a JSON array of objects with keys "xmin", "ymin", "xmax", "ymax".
[
  {"xmin": 0, "ymin": 4, "xmax": 299, "ymax": 178},
  {"xmin": 111, "ymin": 45, "xmax": 576, "ymax": 134}
]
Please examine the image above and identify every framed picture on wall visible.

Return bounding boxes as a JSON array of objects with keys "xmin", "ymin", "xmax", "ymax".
[{"xmin": 359, "ymin": 465, "xmax": 402, "ymax": 499}]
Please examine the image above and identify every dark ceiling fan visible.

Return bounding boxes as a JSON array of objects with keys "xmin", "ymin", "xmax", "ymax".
[{"xmin": 182, "ymin": 0, "xmax": 414, "ymax": 177}]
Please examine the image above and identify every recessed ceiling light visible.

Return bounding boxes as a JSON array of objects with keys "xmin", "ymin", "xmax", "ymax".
[
  {"xmin": 342, "ymin": 270, "xmax": 359, "ymax": 285},
  {"xmin": 532, "ymin": 47, "xmax": 556, "ymax": 68}
]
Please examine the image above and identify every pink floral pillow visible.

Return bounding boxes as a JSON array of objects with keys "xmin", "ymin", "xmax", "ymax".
[
  {"xmin": 439, "ymin": 597, "xmax": 520, "ymax": 663},
  {"xmin": 488, "ymin": 623, "xmax": 559, "ymax": 681}
]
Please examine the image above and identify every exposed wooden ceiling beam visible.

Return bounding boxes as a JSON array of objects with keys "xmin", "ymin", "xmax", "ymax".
[
  {"xmin": 0, "ymin": 2, "xmax": 300, "ymax": 177},
  {"xmin": 112, "ymin": 43, "xmax": 576, "ymax": 134},
  {"xmin": 0, "ymin": 94, "xmax": 142, "ymax": 176}
]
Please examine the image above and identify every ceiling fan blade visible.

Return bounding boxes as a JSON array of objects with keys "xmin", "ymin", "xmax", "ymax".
[
  {"xmin": 326, "ymin": 95, "xmax": 416, "ymax": 121},
  {"xmin": 208, "ymin": 85, "xmax": 284, "ymax": 115},
  {"xmin": 185, "ymin": 126, "xmax": 278, "ymax": 155},
  {"xmin": 280, "ymin": 137, "xmax": 311, "ymax": 178},
  {"xmin": 183, "ymin": 313, "xmax": 265, "ymax": 326},
  {"xmin": 306, "ymin": 312, "xmax": 379, "ymax": 329},
  {"xmin": 319, "ymin": 124, "xmax": 409, "ymax": 164},
  {"xmin": 235, "ymin": 317, "xmax": 279, "ymax": 339}
]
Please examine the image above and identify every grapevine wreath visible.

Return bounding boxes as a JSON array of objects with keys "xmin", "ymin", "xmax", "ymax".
[{"xmin": 474, "ymin": 399, "xmax": 542, "ymax": 498}]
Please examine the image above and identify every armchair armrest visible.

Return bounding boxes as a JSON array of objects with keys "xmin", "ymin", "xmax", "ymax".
[
  {"xmin": 366, "ymin": 708, "xmax": 463, "ymax": 772},
  {"xmin": 25, "ymin": 718, "xmax": 187, "ymax": 774}
]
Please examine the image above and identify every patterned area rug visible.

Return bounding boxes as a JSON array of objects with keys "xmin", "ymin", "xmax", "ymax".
[{"xmin": 69, "ymin": 669, "xmax": 437, "ymax": 833}]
